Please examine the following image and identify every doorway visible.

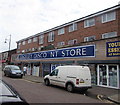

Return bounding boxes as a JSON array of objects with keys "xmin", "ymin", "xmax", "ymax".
[{"xmin": 97, "ymin": 65, "xmax": 119, "ymax": 89}]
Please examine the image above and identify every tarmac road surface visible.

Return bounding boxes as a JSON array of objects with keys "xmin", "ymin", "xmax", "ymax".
[{"xmin": 2, "ymin": 76, "xmax": 104, "ymax": 104}]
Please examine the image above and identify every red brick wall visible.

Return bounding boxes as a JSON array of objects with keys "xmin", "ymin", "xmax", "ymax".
[{"xmin": 17, "ymin": 8, "xmax": 120, "ymax": 54}]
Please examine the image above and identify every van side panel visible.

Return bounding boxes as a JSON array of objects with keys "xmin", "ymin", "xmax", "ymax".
[
  {"xmin": 57, "ymin": 66, "xmax": 91, "ymax": 88},
  {"xmin": 44, "ymin": 66, "xmax": 92, "ymax": 91}
]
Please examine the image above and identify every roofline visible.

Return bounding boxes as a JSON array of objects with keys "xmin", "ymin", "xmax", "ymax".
[{"xmin": 16, "ymin": 4, "xmax": 120, "ymax": 43}]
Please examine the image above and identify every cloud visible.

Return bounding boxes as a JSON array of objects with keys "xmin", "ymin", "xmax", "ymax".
[{"xmin": 0, "ymin": 0, "xmax": 119, "ymax": 52}]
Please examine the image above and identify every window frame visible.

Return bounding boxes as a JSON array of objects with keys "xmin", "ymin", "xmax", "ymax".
[
  {"xmin": 84, "ymin": 18, "xmax": 95, "ymax": 28},
  {"xmin": 57, "ymin": 41, "xmax": 65, "ymax": 47},
  {"xmin": 58, "ymin": 28, "xmax": 65, "ymax": 35},
  {"xmin": 28, "ymin": 39, "xmax": 32, "ymax": 43},
  {"xmin": 102, "ymin": 32, "xmax": 117, "ymax": 39},
  {"xmin": 39, "ymin": 35, "xmax": 44, "ymax": 44},
  {"xmin": 101, "ymin": 11, "xmax": 116, "ymax": 23},
  {"xmin": 22, "ymin": 41, "xmax": 26, "ymax": 45},
  {"xmin": 68, "ymin": 39, "xmax": 77, "ymax": 45},
  {"xmin": 33, "ymin": 37, "xmax": 38, "ymax": 42},
  {"xmin": 68, "ymin": 23, "xmax": 77, "ymax": 32},
  {"xmin": 84, "ymin": 36, "xmax": 96, "ymax": 42},
  {"xmin": 48, "ymin": 32, "xmax": 54, "ymax": 42}
]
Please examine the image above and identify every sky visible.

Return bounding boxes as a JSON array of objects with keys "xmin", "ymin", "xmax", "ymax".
[{"xmin": 0, "ymin": 0, "xmax": 119, "ymax": 52}]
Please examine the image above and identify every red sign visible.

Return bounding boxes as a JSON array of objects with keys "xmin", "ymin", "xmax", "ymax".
[{"xmin": 0, "ymin": 60, "xmax": 6, "ymax": 63}]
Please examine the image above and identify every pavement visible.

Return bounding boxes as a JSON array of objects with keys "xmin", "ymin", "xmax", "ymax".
[{"xmin": 23, "ymin": 74, "xmax": 120, "ymax": 104}]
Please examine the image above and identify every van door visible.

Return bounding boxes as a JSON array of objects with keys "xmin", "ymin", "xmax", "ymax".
[{"xmin": 49, "ymin": 69, "xmax": 59, "ymax": 85}]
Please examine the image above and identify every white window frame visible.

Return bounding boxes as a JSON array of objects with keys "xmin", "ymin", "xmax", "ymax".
[
  {"xmin": 58, "ymin": 28, "xmax": 65, "ymax": 35},
  {"xmin": 84, "ymin": 36, "xmax": 96, "ymax": 42},
  {"xmin": 68, "ymin": 39, "xmax": 77, "ymax": 45},
  {"xmin": 22, "ymin": 50, "xmax": 25, "ymax": 53},
  {"xmin": 48, "ymin": 32, "xmax": 54, "ymax": 42},
  {"xmin": 22, "ymin": 41, "xmax": 26, "ymax": 45},
  {"xmin": 84, "ymin": 18, "xmax": 95, "ymax": 28},
  {"xmin": 68, "ymin": 23, "xmax": 77, "ymax": 32},
  {"xmin": 57, "ymin": 41, "xmax": 65, "ymax": 47},
  {"xmin": 39, "ymin": 35, "xmax": 44, "ymax": 44},
  {"xmin": 18, "ymin": 42, "xmax": 21, "ymax": 49},
  {"xmin": 102, "ymin": 32, "xmax": 117, "ymax": 39},
  {"xmin": 33, "ymin": 37, "xmax": 37, "ymax": 42},
  {"xmin": 17, "ymin": 51, "xmax": 20, "ymax": 53},
  {"xmin": 102, "ymin": 11, "xmax": 116, "ymax": 23},
  {"xmin": 28, "ymin": 39, "xmax": 32, "ymax": 43}
]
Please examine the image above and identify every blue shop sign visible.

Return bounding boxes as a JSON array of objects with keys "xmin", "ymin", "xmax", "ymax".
[
  {"xmin": 106, "ymin": 41, "xmax": 120, "ymax": 57},
  {"xmin": 18, "ymin": 45, "xmax": 95, "ymax": 60}
]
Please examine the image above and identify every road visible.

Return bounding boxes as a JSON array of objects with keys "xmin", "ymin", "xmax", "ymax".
[{"xmin": 2, "ymin": 75, "xmax": 107, "ymax": 104}]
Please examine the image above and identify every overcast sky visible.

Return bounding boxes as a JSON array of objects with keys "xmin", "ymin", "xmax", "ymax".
[{"xmin": 0, "ymin": 0, "xmax": 119, "ymax": 52}]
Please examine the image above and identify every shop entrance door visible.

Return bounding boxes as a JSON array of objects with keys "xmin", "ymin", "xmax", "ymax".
[{"xmin": 97, "ymin": 65, "xmax": 119, "ymax": 88}]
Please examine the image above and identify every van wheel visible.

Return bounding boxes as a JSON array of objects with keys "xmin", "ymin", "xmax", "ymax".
[
  {"xmin": 66, "ymin": 84, "xmax": 74, "ymax": 92},
  {"xmin": 45, "ymin": 79, "xmax": 50, "ymax": 86}
]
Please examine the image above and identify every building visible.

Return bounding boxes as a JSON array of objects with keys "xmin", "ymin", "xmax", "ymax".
[
  {"xmin": 0, "ymin": 49, "xmax": 17, "ymax": 69},
  {"xmin": 13, "ymin": 4, "xmax": 120, "ymax": 89}
]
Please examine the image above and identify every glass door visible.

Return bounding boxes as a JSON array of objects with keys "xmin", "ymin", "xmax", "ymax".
[
  {"xmin": 98, "ymin": 65, "xmax": 119, "ymax": 88},
  {"xmin": 108, "ymin": 65, "xmax": 117, "ymax": 87},
  {"xmin": 99, "ymin": 65, "xmax": 107, "ymax": 86}
]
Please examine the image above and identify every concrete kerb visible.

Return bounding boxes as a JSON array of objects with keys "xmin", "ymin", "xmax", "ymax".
[
  {"xmin": 108, "ymin": 94, "xmax": 120, "ymax": 104},
  {"xmin": 23, "ymin": 75, "xmax": 44, "ymax": 83}
]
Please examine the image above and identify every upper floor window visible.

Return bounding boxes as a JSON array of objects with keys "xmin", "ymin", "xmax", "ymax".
[
  {"xmin": 84, "ymin": 18, "xmax": 95, "ymax": 28},
  {"xmin": 102, "ymin": 11, "xmax": 116, "ymax": 23},
  {"xmin": 22, "ymin": 41, "xmax": 26, "ymax": 45},
  {"xmin": 68, "ymin": 23, "xmax": 77, "ymax": 32},
  {"xmin": 48, "ymin": 32, "xmax": 54, "ymax": 42},
  {"xmin": 22, "ymin": 50, "xmax": 25, "ymax": 53},
  {"xmin": 18, "ymin": 42, "xmax": 21, "ymax": 49},
  {"xmin": 33, "ymin": 37, "xmax": 38, "ymax": 42},
  {"xmin": 102, "ymin": 32, "xmax": 117, "ymax": 39},
  {"xmin": 57, "ymin": 41, "xmax": 65, "ymax": 47},
  {"xmin": 84, "ymin": 36, "xmax": 96, "ymax": 42},
  {"xmin": 28, "ymin": 39, "xmax": 32, "ymax": 43},
  {"xmin": 18, "ymin": 42, "xmax": 21, "ymax": 45},
  {"xmin": 39, "ymin": 35, "xmax": 44, "ymax": 44},
  {"xmin": 68, "ymin": 39, "xmax": 77, "ymax": 45},
  {"xmin": 58, "ymin": 28, "xmax": 65, "ymax": 35},
  {"xmin": 17, "ymin": 51, "xmax": 20, "ymax": 53}
]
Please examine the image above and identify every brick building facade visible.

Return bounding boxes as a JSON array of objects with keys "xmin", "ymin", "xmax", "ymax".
[{"xmin": 12, "ymin": 4, "xmax": 120, "ymax": 89}]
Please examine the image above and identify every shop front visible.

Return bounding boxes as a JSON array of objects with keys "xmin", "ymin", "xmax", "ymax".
[
  {"xmin": 97, "ymin": 64, "xmax": 119, "ymax": 89},
  {"xmin": 14, "ymin": 39, "xmax": 120, "ymax": 89}
]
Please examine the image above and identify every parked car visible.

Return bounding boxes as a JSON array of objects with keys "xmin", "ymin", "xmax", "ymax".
[
  {"xmin": 3, "ymin": 65, "xmax": 23, "ymax": 78},
  {"xmin": 44, "ymin": 65, "xmax": 92, "ymax": 92},
  {"xmin": 0, "ymin": 79, "xmax": 29, "ymax": 105}
]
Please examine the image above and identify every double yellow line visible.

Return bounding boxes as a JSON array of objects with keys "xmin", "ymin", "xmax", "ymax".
[{"xmin": 97, "ymin": 95, "xmax": 113, "ymax": 104}]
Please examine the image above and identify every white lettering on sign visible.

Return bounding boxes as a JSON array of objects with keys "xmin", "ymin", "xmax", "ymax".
[
  {"xmin": 50, "ymin": 51, "xmax": 58, "ymax": 57},
  {"xmin": 18, "ymin": 45, "xmax": 95, "ymax": 60}
]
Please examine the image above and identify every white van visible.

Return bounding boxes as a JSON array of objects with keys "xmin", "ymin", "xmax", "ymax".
[{"xmin": 44, "ymin": 65, "xmax": 92, "ymax": 92}]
